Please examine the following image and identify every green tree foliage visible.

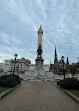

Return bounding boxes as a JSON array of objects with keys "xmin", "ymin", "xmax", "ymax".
[
  {"xmin": 76, "ymin": 62, "xmax": 79, "ymax": 73},
  {"xmin": 70, "ymin": 64, "xmax": 78, "ymax": 75}
]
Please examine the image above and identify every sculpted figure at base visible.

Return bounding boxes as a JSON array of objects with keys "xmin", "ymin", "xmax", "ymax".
[{"xmin": 37, "ymin": 44, "xmax": 43, "ymax": 58}]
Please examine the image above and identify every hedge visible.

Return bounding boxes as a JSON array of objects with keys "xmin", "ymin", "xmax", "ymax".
[
  {"xmin": 0, "ymin": 74, "xmax": 21, "ymax": 88},
  {"xmin": 60, "ymin": 78, "xmax": 79, "ymax": 90}
]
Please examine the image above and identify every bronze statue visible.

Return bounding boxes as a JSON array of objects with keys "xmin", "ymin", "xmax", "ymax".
[{"xmin": 37, "ymin": 44, "xmax": 43, "ymax": 58}]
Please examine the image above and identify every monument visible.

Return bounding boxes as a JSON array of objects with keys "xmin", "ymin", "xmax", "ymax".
[
  {"xmin": 35, "ymin": 25, "xmax": 44, "ymax": 70},
  {"xmin": 24, "ymin": 26, "xmax": 54, "ymax": 81},
  {"xmin": 33, "ymin": 25, "xmax": 46, "ymax": 80}
]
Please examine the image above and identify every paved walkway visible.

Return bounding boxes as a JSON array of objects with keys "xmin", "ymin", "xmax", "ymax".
[{"xmin": 0, "ymin": 81, "xmax": 79, "ymax": 111}]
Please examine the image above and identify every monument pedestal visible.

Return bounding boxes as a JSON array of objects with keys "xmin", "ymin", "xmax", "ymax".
[
  {"xmin": 32, "ymin": 57, "xmax": 46, "ymax": 80},
  {"xmin": 35, "ymin": 57, "xmax": 44, "ymax": 70}
]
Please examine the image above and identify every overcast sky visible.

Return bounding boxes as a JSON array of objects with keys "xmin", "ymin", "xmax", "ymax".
[{"xmin": 0, "ymin": 0, "xmax": 79, "ymax": 64}]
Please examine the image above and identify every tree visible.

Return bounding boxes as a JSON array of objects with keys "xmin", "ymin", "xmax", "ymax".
[
  {"xmin": 76, "ymin": 62, "xmax": 79, "ymax": 74},
  {"xmin": 70, "ymin": 64, "xmax": 77, "ymax": 76}
]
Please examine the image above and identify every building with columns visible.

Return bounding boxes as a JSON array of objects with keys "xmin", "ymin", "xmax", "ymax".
[{"xmin": 3, "ymin": 58, "xmax": 31, "ymax": 74}]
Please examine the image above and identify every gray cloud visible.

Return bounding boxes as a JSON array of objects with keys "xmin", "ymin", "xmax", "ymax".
[{"xmin": 0, "ymin": 0, "xmax": 79, "ymax": 64}]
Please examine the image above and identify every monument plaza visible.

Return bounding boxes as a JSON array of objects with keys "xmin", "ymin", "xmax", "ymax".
[
  {"xmin": 0, "ymin": 81, "xmax": 79, "ymax": 111},
  {"xmin": 0, "ymin": 26, "xmax": 79, "ymax": 111}
]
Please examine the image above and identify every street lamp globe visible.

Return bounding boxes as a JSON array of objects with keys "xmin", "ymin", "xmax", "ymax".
[
  {"xmin": 14, "ymin": 54, "xmax": 18, "ymax": 59},
  {"xmin": 61, "ymin": 56, "xmax": 65, "ymax": 61}
]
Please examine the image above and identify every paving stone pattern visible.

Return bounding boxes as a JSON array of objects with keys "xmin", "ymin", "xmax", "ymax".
[{"xmin": 0, "ymin": 81, "xmax": 79, "ymax": 111}]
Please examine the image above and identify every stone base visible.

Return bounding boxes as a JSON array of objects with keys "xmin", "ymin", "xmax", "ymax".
[
  {"xmin": 33, "ymin": 69, "xmax": 46, "ymax": 80},
  {"xmin": 35, "ymin": 57, "xmax": 44, "ymax": 70},
  {"xmin": 32, "ymin": 57, "xmax": 46, "ymax": 80}
]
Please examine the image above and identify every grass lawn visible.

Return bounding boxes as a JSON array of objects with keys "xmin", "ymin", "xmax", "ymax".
[
  {"xmin": 0, "ymin": 87, "xmax": 9, "ymax": 94},
  {"xmin": 69, "ymin": 90, "xmax": 79, "ymax": 97}
]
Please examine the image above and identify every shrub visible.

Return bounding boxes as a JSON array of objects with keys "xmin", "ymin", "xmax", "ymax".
[
  {"xmin": 60, "ymin": 78, "xmax": 79, "ymax": 90},
  {"xmin": 0, "ymin": 74, "xmax": 21, "ymax": 88},
  {"xmin": 13, "ymin": 74, "xmax": 21, "ymax": 84}
]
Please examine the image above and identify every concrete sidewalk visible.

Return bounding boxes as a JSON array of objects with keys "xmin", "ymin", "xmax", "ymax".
[{"xmin": 0, "ymin": 81, "xmax": 79, "ymax": 111}]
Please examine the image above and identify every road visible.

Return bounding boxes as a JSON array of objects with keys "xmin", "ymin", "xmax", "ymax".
[{"xmin": 0, "ymin": 81, "xmax": 79, "ymax": 111}]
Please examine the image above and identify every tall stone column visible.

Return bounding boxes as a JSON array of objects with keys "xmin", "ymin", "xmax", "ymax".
[
  {"xmin": 32, "ymin": 25, "xmax": 46, "ymax": 80},
  {"xmin": 37, "ymin": 25, "xmax": 43, "ymax": 57},
  {"xmin": 36, "ymin": 25, "xmax": 44, "ymax": 68}
]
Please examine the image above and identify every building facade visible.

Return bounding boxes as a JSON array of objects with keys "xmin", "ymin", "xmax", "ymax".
[
  {"xmin": 4, "ymin": 57, "xmax": 31, "ymax": 74},
  {"xmin": 49, "ymin": 46, "xmax": 70, "ymax": 74}
]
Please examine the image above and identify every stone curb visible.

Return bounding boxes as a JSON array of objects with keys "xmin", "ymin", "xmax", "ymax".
[
  {"xmin": 57, "ymin": 85, "xmax": 79, "ymax": 104},
  {"xmin": 0, "ymin": 88, "xmax": 13, "ymax": 100},
  {"xmin": 0, "ymin": 83, "xmax": 21, "ymax": 100}
]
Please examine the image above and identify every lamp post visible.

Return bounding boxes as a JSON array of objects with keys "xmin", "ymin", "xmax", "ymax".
[
  {"xmin": 13, "ymin": 54, "xmax": 18, "ymax": 75},
  {"xmin": 61, "ymin": 56, "xmax": 65, "ymax": 79}
]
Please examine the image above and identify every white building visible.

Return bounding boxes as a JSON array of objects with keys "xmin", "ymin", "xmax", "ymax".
[
  {"xmin": 0, "ymin": 63, "xmax": 4, "ymax": 73},
  {"xmin": 4, "ymin": 60, "xmax": 11, "ymax": 73},
  {"xmin": 3, "ymin": 57, "xmax": 31, "ymax": 74}
]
